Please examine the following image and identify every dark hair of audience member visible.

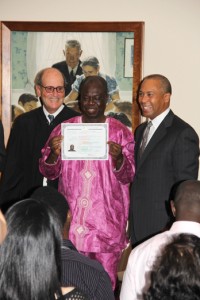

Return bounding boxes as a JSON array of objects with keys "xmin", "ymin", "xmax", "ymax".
[
  {"xmin": 18, "ymin": 93, "xmax": 38, "ymax": 104},
  {"xmin": 0, "ymin": 198, "xmax": 63, "ymax": 300},
  {"xmin": 31, "ymin": 186, "xmax": 69, "ymax": 228},
  {"xmin": 144, "ymin": 233, "xmax": 200, "ymax": 300}
]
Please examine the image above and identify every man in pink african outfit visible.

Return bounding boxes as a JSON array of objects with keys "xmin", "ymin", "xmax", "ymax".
[{"xmin": 39, "ymin": 76, "xmax": 135, "ymax": 289}]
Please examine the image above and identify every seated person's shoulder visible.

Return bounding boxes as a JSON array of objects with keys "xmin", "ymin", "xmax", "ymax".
[
  {"xmin": 12, "ymin": 106, "xmax": 41, "ymax": 127},
  {"xmin": 62, "ymin": 248, "xmax": 104, "ymax": 272},
  {"xmin": 52, "ymin": 61, "xmax": 66, "ymax": 68},
  {"xmin": 130, "ymin": 231, "xmax": 171, "ymax": 265}
]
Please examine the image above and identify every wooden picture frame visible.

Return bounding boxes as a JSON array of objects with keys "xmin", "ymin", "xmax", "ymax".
[{"xmin": 0, "ymin": 21, "xmax": 144, "ymax": 144}]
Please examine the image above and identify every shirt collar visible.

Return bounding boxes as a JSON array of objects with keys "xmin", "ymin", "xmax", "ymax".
[
  {"xmin": 68, "ymin": 65, "xmax": 78, "ymax": 74},
  {"xmin": 151, "ymin": 108, "xmax": 170, "ymax": 130},
  {"xmin": 170, "ymin": 221, "xmax": 200, "ymax": 237},
  {"xmin": 43, "ymin": 104, "xmax": 64, "ymax": 121}
]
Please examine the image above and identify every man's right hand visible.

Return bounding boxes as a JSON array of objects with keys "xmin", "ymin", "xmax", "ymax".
[{"xmin": 46, "ymin": 135, "xmax": 63, "ymax": 164}]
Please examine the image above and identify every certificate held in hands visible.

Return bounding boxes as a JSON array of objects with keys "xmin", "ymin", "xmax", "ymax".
[{"xmin": 61, "ymin": 123, "xmax": 108, "ymax": 160}]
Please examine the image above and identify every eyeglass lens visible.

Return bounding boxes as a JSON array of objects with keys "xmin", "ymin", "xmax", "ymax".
[{"xmin": 41, "ymin": 85, "xmax": 65, "ymax": 93}]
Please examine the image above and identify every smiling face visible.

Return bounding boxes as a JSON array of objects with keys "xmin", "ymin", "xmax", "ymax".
[
  {"xmin": 138, "ymin": 78, "xmax": 170, "ymax": 120},
  {"xmin": 35, "ymin": 69, "xmax": 65, "ymax": 114},
  {"xmin": 79, "ymin": 78, "xmax": 108, "ymax": 123}
]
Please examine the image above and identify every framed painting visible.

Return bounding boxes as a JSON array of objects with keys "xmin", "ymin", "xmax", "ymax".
[
  {"xmin": 0, "ymin": 21, "xmax": 144, "ymax": 144},
  {"xmin": 124, "ymin": 38, "xmax": 134, "ymax": 78}
]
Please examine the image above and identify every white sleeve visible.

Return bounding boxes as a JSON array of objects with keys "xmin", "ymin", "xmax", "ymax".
[
  {"xmin": 120, "ymin": 234, "xmax": 168, "ymax": 300},
  {"xmin": 120, "ymin": 249, "xmax": 143, "ymax": 300}
]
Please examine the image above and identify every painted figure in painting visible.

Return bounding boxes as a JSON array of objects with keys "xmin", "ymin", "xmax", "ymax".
[{"xmin": 52, "ymin": 39, "xmax": 83, "ymax": 96}]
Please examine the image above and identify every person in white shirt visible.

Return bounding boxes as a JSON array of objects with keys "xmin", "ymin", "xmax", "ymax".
[
  {"xmin": 120, "ymin": 180, "xmax": 200, "ymax": 300},
  {"xmin": 144, "ymin": 233, "xmax": 200, "ymax": 300}
]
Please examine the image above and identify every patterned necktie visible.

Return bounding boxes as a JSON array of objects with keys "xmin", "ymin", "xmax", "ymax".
[
  {"xmin": 48, "ymin": 114, "xmax": 54, "ymax": 125},
  {"xmin": 70, "ymin": 69, "xmax": 75, "ymax": 83},
  {"xmin": 139, "ymin": 121, "xmax": 152, "ymax": 157}
]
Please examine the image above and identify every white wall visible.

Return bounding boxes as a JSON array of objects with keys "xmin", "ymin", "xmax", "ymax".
[{"xmin": 1, "ymin": 0, "xmax": 200, "ymax": 177}]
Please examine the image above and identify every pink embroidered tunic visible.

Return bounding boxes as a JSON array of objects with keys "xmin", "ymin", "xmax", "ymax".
[{"xmin": 39, "ymin": 116, "xmax": 135, "ymax": 253}]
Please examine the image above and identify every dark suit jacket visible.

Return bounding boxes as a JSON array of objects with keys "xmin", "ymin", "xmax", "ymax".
[
  {"xmin": 130, "ymin": 110, "xmax": 199, "ymax": 244},
  {"xmin": 52, "ymin": 60, "xmax": 83, "ymax": 96},
  {"xmin": 0, "ymin": 105, "xmax": 80, "ymax": 210},
  {"xmin": 61, "ymin": 239, "xmax": 114, "ymax": 300},
  {"xmin": 0, "ymin": 120, "xmax": 6, "ymax": 172}
]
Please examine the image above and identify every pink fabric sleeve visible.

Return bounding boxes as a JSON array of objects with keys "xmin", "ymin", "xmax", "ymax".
[{"xmin": 39, "ymin": 124, "xmax": 62, "ymax": 180}]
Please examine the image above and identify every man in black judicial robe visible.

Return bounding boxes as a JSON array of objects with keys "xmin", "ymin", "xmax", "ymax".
[{"xmin": 0, "ymin": 67, "xmax": 80, "ymax": 211}]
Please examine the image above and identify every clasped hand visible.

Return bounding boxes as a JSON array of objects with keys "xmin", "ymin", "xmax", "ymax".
[{"xmin": 49, "ymin": 136, "xmax": 63, "ymax": 156}]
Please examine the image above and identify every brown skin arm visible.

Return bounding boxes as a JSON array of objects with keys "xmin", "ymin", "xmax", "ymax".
[
  {"xmin": 107, "ymin": 141, "xmax": 124, "ymax": 170},
  {"xmin": 64, "ymin": 90, "xmax": 79, "ymax": 104},
  {"xmin": 46, "ymin": 136, "xmax": 63, "ymax": 164},
  {"xmin": 0, "ymin": 210, "xmax": 7, "ymax": 244}
]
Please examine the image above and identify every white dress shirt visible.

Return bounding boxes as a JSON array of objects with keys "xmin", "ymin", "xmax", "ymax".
[
  {"xmin": 68, "ymin": 65, "xmax": 79, "ymax": 76},
  {"xmin": 146, "ymin": 107, "xmax": 170, "ymax": 144},
  {"xmin": 43, "ymin": 104, "xmax": 64, "ymax": 124},
  {"xmin": 120, "ymin": 221, "xmax": 200, "ymax": 300}
]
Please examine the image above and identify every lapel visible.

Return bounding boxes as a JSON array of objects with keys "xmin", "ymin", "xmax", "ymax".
[
  {"xmin": 66, "ymin": 65, "xmax": 70, "ymax": 78},
  {"xmin": 136, "ymin": 110, "xmax": 174, "ymax": 170},
  {"xmin": 135, "ymin": 122, "xmax": 146, "ymax": 160},
  {"xmin": 75, "ymin": 61, "xmax": 83, "ymax": 76}
]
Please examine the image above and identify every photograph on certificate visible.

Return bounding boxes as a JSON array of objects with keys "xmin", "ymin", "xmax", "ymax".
[{"xmin": 61, "ymin": 123, "xmax": 108, "ymax": 160}]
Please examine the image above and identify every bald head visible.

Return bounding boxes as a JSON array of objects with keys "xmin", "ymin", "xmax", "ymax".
[
  {"xmin": 34, "ymin": 67, "xmax": 66, "ymax": 87},
  {"xmin": 173, "ymin": 180, "xmax": 200, "ymax": 222},
  {"xmin": 79, "ymin": 75, "xmax": 108, "ymax": 96}
]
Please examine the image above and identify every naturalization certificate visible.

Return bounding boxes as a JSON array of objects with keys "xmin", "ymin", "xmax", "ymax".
[{"xmin": 61, "ymin": 123, "xmax": 108, "ymax": 160}]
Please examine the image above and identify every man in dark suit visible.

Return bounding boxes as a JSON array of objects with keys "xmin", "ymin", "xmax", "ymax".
[
  {"xmin": 0, "ymin": 120, "xmax": 6, "ymax": 173},
  {"xmin": 130, "ymin": 74, "xmax": 199, "ymax": 245},
  {"xmin": 0, "ymin": 67, "xmax": 80, "ymax": 211},
  {"xmin": 52, "ymin": 39, "xmax": 83, "ymax": 96}
]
